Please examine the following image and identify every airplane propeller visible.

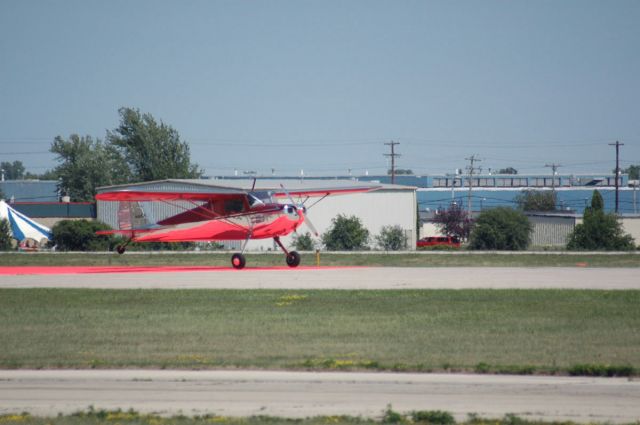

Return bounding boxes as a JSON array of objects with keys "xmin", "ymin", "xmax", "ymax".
[{"xmin": 280, "ymin": 184, "xmax": 319, "ymax": 236}]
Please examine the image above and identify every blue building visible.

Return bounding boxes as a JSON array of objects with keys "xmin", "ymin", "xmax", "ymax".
[{"xmin": 212, "ymin": 173, "xmax": 638, "ymax": 214}]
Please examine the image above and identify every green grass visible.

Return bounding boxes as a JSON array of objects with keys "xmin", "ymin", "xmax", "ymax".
[
  {"xmin": 1, "ymin": 252, "xmax": 640, "ymax": 267},
  {"xmin": 1, "ymin": 289, "xmax": 638, "ymax": 374},
  {"xmin": 2, "ymin": 410, "xmax": 631, "ymax": 425}
]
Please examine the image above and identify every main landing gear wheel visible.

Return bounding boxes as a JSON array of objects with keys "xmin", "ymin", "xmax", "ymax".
[
  {"xmin": 231, "ymin": 253, "xmax": 246, "ymax": 269},
  {"xmin": 286, "ymin": 251, "xmax": 301, "ymax": 268},
  {"xmin": 116, "ymin": 245, "xmax": 126, "ymax": 255}
]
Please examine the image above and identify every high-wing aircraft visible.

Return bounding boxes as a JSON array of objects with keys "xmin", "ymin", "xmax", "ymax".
[{"xmin": 95, "ymin": 181, "xmax": 380, "ymax": 269}]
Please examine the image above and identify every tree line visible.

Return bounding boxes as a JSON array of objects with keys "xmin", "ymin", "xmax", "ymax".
[{"xmin": 2, "ymin": 107, "xmax": 202, "ymax": 202}]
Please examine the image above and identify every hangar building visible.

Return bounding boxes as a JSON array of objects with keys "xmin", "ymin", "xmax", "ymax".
[{"xmin": 96, "ymin": 179, "xmax": 417, "ymax": 251}]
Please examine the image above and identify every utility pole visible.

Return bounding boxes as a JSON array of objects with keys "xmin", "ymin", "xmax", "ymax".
[
  {"xmin": 609, "ymin": 141, "xmax": 624, "ymax": 213},
  {"xmin": 545, "ymin": 163, "xmax": 561, "ymax": 193},
  {"xmin": 465, "ymin": 155, "xmax": 481, "ymax": 215},
  {"xmin": 384, "ymin": 141, "xmax": 401, "ymax": 184}
]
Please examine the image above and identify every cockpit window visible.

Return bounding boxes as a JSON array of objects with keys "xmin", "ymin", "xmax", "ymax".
[{"xmin": 248, "ymin": 191, "xmax": 272, "ymax": 208}]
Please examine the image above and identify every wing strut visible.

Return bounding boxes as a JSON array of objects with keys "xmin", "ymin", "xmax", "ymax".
[{"xmin": 305, "ymin": 193, "xmax": 329, "ymax": 210}]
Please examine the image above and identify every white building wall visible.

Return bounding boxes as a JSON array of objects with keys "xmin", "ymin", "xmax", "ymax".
[
  {"xmin": 246, "ymin": 189, "xmax": 417, "ymax": 251},
  {"xmin": 621, "ymin": 217, "xmax": 640, "ymax": 244}
]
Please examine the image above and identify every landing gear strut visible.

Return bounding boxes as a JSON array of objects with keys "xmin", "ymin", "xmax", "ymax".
[
  {"xmin": 116, "ymin": 238, "xmax": 132, "ymax": 255},
  {"xmin": 274, "ymin": 236, "xmax": 301, "ymax": 268}
]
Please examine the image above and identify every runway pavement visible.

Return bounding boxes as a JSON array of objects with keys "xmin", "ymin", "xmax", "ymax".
[
  {"xmin": 1, "ymin": 266, "xmax": 639, "ymax": 289},
  {"xmin": 1, "ymin": 370, "xmax": 639, "ymax": 423}
]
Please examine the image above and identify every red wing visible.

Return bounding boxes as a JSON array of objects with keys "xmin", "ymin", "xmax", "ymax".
[
  {"xmin": 96, "ymin": 191, "xmax": 251, "ymax": 229},
  {"xmin": 96, "ymin": 191, "xmax": 246, "ymax": 202},
  {"xmin": 271, "ymin": 185, "xmax": 380, "ymax": 198}
]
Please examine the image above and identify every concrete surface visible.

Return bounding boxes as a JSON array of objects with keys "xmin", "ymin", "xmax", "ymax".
[{"xmin": 1, "ymin": 370, "xmax": 639, "ymax": 423}]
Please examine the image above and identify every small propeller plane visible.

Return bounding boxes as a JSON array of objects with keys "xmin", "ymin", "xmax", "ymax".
[{"xmin": 95, "ymin": 180, "xmax": 380, "ymax": 269}]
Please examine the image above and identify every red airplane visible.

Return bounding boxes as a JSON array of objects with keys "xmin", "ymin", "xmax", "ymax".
[{"xmin": 95, "ymin": 181, "xmax": 379, "ymax": 269}]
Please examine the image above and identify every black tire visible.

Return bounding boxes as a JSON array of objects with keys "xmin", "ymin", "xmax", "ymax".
[
  {"xmin": 231, "ymin": 253, "xmax": 246, "ymax": 269},
  {"xmin": 116, "ymin": 245, "xmax": 126, "ymax": 255},
  {"xmin": 286, "ymin": 251, "xmax": 301, "ymax": 267}
]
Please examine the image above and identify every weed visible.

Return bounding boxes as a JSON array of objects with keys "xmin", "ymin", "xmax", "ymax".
[
  {"xmin": 568, "ymin": 364, "xmax": 635, "ymax": 377},
  {"xmin": 474, "ymin": 363, "xmax": 490, "ymax": 374},
  {"xmin": 382, "ymin": 406, "xmax": 404, "ymax": 424},
  {"xmin": 411, "ymin": 410, "xmax": 455, "ymax": 425}
]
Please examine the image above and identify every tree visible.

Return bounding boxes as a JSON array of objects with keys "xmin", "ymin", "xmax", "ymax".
[
  {"xmin": 469, "ymin": 207, "xmax": 532, "ymax": 250},
  {"xmin": 498, "ymin": 167, "xmax": 518, "ymax": 175},
  {"xmin": 51, "ymin": 220, "xmax": 117, "ymax": 251},
  {"xmin": 567, "ymin": 190, "xmax": 635, "ymax": 251},
  {"xmin": 388, "ymin": 169, "xmax": 413, "ymax": 175},
  {"xmin": 107, "ymin": 107, "xmax": 202, "ymax": 181},
  {"xmin": 515, "ymin": 190, "xmax": 556, "ymax": 211},
  {"xmin": 0, "ymin": 161, "xmax": 25, "ymax": 180},
  {"xmin": 621, "ymin": 165, "xmax": 639, "ymax": 180},
  {"xmin": 292, "ymin": 232, "xmax": 315, "ymax": 251},
  {"xmin": 24, "ymin": 169, "xmax": 59, "ymax": 180},
  {"xmin": 50, "ymin": 135, "xmax": 129, "ymax": 201},
  {"xmin": 433, "ymin": 202, "xmax": 473, "ymax": 241},
  {"xmin": 0, "ymin": 218, "xmax": 13, "ymax": 250},
  {"xmin": 322, "ymin": 214, "xmax": 369, "ymax": 250},
  {"xmin": 375, "ymin": 225, "xmax": 406, "ymax": 251}
]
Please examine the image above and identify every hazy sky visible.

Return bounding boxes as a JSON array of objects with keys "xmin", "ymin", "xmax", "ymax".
[{"xmin": 1, "ymin": 0, "xmax": 638, "ymax": 177}]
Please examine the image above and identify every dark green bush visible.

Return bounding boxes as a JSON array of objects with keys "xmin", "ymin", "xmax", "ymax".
[
  {"xmin": 469, "ymin": 207, "xmax": 532, "ymax": 250},
  {"xmin": 0, "ymin": 218, "xmax": 13, "ymax": 251},
  {"xmin": 292, "ymin": 232, "xmax": 315, "ymax": 251},
  {"xmin": 568, "ymin": 364, "xmax": 634, "ymax": 377},
  {"xmin": 567, "ymin": 190, "xmax": 635, "ymax": 250},
  {"xmin": 51, "ymin": 219, "xmax": 116, "ymax": 251},
  {"xmin": 382, "ymin": 405, "xmax": 405, "ymax": 424},
  {"xmin": 128, "ymin": 241, "xmax": 195, "ymax": 251},
  {"xmin": 322, "ymin": 214, "xmax": 370, "ymax": 251},
  {"xmin": 411, "ymin": 410, "xmax": 455, "ymax": 425}
]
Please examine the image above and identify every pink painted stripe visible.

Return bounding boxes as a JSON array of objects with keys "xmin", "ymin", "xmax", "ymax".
[{"xmin": 0, "ymin": 266, "xmax": 365, "ymax": 275}]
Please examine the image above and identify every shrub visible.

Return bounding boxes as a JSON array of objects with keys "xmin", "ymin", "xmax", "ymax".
[
  {"xmin": 322, "ymin": 214, "xmax": 369, "ymax": 251},
  {"xmin": 469, "ymin": 207, "xmax": 532, "ymax": 250},
  {"xmin": 51, "ymin": 219, "xmax": 116, "ymax": 251},
  {"xmin": 432, "ymin": 202, "xmax": 473, "ymax": 241},
  {"xmin": 0, "ymin": 218, "xmax": 13, "ymax": 251},
  {"xmin": 411, "ymin": 410, "xmax": 455, "ymax": 425},
  {"xmin": 375, "ymin": 225, "xmax": 406, "ymax": 251},
  {"xmin": 382, "ymin": 405, "xmax": 405, "ymax": 424},
  {"xmin": 515, "ymin": 190, "xmax": 556, "ymax": 211},
  {"xmin": 129, "ymin": 241, "xmax": 195, "ymax": 251},
  {"xmin": 567, "ymin": 190, "xmax": 635, "ymax": 250},
  {"xmin": 568, "ymin": 363, "xmax": 634, "ymax": 377},
  {"xmin": 292, "ymin": 232, "xmax": 315, "ymax": 251}
]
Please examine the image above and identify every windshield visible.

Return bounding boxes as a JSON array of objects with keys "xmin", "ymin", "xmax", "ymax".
[{"xmin": 248, "ymin": 191, "xmax": 273, "ymax": 208}]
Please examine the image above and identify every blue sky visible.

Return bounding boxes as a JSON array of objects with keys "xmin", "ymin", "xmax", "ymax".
[{"xmin": 1, "ymin": 0, "xmax": 638, "ymax": 177}]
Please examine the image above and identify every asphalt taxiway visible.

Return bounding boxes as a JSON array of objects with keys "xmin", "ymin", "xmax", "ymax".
[{"xmin": 0, "ymin": 266, "xmax": 638, "ymax": 289}]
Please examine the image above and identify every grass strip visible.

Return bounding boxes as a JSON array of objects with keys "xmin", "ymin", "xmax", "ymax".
[
  {"xmin": 1, "ymin": 289, "xmax": 638, "ymax": 374},
  {"xmin": 1, "ymin": 252, "xmax": 640, "ymax": 267},
  {"xmin": 0, "ymin": 409, "xmax": 635, "ymax": 425}
]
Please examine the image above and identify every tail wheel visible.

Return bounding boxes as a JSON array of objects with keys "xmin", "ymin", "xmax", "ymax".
[
  {"xmin": 116, "ymin": 245, "xmax": 126, "ymax": 255},
  {"xmin": 286, "ymin": 251, "xmax": 301, "ymax": 268},
  {"xmin": 231, "ymin": 253, "xmax": 246, "ymax": 269}
]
